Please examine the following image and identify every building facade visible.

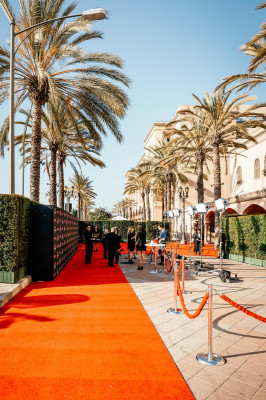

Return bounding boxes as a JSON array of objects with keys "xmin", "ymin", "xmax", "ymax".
[{"xmin": 125, "ymin": 106, "xmax": 266, "ymax": 243}]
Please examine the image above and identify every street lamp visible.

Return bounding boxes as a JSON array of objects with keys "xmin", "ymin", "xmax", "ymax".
[
  {"xmin": 187, "ymin": 205, "xmax": 197, "ymax": 263},
  {"xmin": 172, "ymin": 208, "xmax": 181, "ymax": 253},
  {"xmin": 215, "ymin": 198, "xmax": 229, "ymax": 271},
  {"xmin": 178, "ymin": 185, "xmax": 189, "ymax": 244},
  {"xmin": 195, "ymin": 203, "xmax": 209, "ymax": 262},
  {"xmin": 64, "ymin": 185, "xmax": 74, "ymax": 213},
  {"xmin": 5, "ymin": 8, "xmax": 106, "ymax": 194}
]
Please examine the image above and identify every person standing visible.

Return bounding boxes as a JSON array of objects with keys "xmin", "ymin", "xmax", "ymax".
[
  {"xmin": 84, "ymin": 225, "xmax": 93, "ymax": 264},
  {"xmin": 136, "ymin": 225, "xmax": 146, "ymax": 270},
  {"xmin": 106, "ymin": 227, "xmax": 121, "ymax": 267},
  {"xmin": 114, "ymin": 227, "xmax": 122, "ymax": 264},
  {"xmin": 127, "ymin": 226, "xmax": 136, "ymax": 264},
  {"xmin": 194, "ymin": 229, "xmax": 202, "ymax": 255},
  {"xmin": 93, "ymin": 225, "xmax": 100, "ymax": 252},
  {"xmin": 102, "ymin": 228, "xmax": 109, "ymax": 259},
  {"xmin": 156, "ymin": 224, "xmax": 167, "ymax": 265}
]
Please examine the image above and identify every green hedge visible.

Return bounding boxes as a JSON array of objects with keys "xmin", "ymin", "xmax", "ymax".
[
  {"xmin": 223, "ymin": 214, "xmax": 266, "ymax": 260},
  {"xmin": 0, "ymin": 194, "xmax": 33, "ymax": 281},
  {"xmin": 79, "ymin": 220, "xmax": 170, "ymax": 242}
]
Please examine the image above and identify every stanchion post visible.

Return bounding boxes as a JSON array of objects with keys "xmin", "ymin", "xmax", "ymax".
[
  {"xmin": 196, "ymin": 285, "xmax": 226, "ymax": 366},
  {"xmin": 167, "ymin": 267, "xmax": 182, "ymax": 314},
  {"xmin": 182, "ymin": 259, "xmax": 192, "ymax": 295}
]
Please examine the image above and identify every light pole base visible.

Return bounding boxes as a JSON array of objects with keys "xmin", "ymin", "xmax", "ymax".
[
  {"xmin": 167, "ymin": 307, "xmax": 182, "ymax": 314},
  {"xmin": 196, "ymin": 352, "xmax": 226, "ymax": 366}
]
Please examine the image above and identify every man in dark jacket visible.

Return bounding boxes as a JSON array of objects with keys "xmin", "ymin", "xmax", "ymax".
[
  {"xmin": 84, "ymin": 225, "xmax": 93, "ymax": 264},
  {"xmin": 106, "ymin": 227, "xmax": 120, "ymax": 266},
  {"xmin": 102, "ymin": 228, "xmax": 109, "ymax": 259}
]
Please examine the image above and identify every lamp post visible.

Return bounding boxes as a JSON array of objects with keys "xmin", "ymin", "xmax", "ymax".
[
  {"xmin": 214, "ymin": 198, "xmax": 229, "ymax": 271},
  {"xmin": 64, "ymin": 186, "xmax": 75, "ymax": 213},
  {"xmin": 5, "ymin": 8, "xmax": 106, "ymax": 194},
  {"xmin": 187, "ymin": 205, "xmax": 197, "ymax": 263},
  {"xmin": 178, "ymin": 186, "xmax": 189, "ymax": 244}
]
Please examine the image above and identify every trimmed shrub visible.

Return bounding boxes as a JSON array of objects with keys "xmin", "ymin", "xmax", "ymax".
[
  {"xmin": 110, "ymin": 220, "xmax": 134, "ymax": 241},
  {"xmin": 223, "ymin": 214, "xmax": 266, "ymax": 260},
  {"xmin": 146, "ymin": 221, "xmax": 170, "ymax": 241},
  {"xmin": 0, "ymin": 194, "xmax": 33, "ymax": 281}
]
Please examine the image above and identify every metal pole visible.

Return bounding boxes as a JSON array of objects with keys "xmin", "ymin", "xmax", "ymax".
[
  {"xmin": 189, "ymin": 215, "xmax": 192, "ymax": 263},
  {"xmin": 181, "ymin": 197, "xmax": 186, "ymax": 244},
  {"xmin": 196, "ymin": 284, "xmax": 226, "ymax": 366},
  {"xmin": 208, "ymin": 284, "xmax": 213, "ymax": 362},
  {"xmin": 200, "ymin": 214, "xmax": 203, "ymax": 263},
  {"xmin": 175, "ymin": 216, "xmax": 178, "ymax": 253},
  {"xmin": 219, "ymin": 210, "xmax": 223, "ymax": 271},
  {"xmin": 167, "ymin": 266, "xmax": 181, "ymax": 314},
  {"xmin": 9, "ymin": 20, "xmax": 15, "ymax": 194}
]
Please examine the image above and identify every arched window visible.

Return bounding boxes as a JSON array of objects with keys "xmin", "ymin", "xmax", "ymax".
[
  {"xmin": 236, "ymin": 166, "xmax": 242, "ymax": 184},
  {"xmin": 254, "ymin": 158, "xmax": 260, "ymax": 179}
]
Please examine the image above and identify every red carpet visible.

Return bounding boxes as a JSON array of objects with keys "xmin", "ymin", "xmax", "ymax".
[{"xmin": 0, "ymin": 244, "xmax": 194, "ymax": 400}]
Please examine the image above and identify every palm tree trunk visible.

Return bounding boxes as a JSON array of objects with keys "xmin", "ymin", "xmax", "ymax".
[
  {"xmin": 78, "ymin": 193, "xmax": 81, "ymax": 220},
  {"xmin": 164, "ymin": 189, "xmax": 167, "ymax": 212},
  {"xmin": 172, "ymin": 181, "xmax": 176, "ymax": 208},
  {"xmin": 213, "ymin": 141, "xmax": 222, "ymax": 249},
  {"xmin": 49, "ymin": 147, "xmax": 57, "ymax": 207},
  {"xmin": 141, "ymin": 192, "xmax": 146, "ymax": 221},
  {"xmin": 146, "ymin": 187, "xmax": 151, "ymax": 221},
  {"xmin": 167, "ymin": 174, "xmax": 172, "ymax": 211},
  {"xmin": 196, "ymin": 154, "xmax": 204, "ymax": 203},
  {"xmin": 58, "ymin": 156, "xmax": 64, "ymax": 209},
  {"xmin": 30, "ymin": 98, "xmax": 42, "ymax": 202},
  {"xmin": 129, "ymin": 207, "xmax": 132, "ymax": 220}
]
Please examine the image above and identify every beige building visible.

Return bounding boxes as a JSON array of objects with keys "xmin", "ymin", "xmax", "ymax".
[{"xmin": 125, "ymin": 106, "xmax": 266, "ymax": 243}]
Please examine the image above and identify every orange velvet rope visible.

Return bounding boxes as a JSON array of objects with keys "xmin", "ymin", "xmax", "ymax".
[
  {"xmin": 221, "ymin": 294, "xmax": 266, "ymax": 323},
  {"xmin": 176, "ymin": 270, "xmax": 209, "ymax": 319},
  {"xmin": 164, "ymin": 253, "xmax": 173, "ymax": 272}
]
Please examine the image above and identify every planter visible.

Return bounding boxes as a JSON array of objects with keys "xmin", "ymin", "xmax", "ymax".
[{"xmin": 227, "ymin": 253, "xmax": 266, "ymax": 268}]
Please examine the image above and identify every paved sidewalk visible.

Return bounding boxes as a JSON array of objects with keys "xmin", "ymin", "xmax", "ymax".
[
  {"xmin": 0, "ymin": 275, "xmax": 32, "ymax": 308},
  {"xmin": 119, "ymin": 255, "xmax": 266, "ymax": 400}
]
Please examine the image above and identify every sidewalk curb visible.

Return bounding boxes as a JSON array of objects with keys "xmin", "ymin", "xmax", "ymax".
[{"xmin": 0, "ymin": 275, "xmax": 32, "ymax": 308}]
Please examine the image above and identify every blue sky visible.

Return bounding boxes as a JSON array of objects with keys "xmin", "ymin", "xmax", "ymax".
[{"xmin": 0, "ymin": 0, "xmax": 264, "ymax": 211}]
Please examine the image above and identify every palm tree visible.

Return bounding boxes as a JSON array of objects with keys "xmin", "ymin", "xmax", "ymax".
[
  {"xmin": 165, "ymin": 110, "xmax": 212, "ymax": 204},
  {"xmin": 69, "ymin": 173, "xmax": 96, "ymax": 220},
  {"xmin": 16, "ymin": 101, "xmax": 104, "ymax": 208},
  {"xmin": 217, "ymin": 3, "xmax": 266, "ymax": 93},
  {"xmin": 124, "ymin": 167, "xmax": 147, "ymax": 221},
  {"xmin": 177, "ymin": 90, "xmax": 266, "ymax": 247},
  {"xmin": 144, "ymin": 140, "xmax": 189, "ymax": 211},
  {"xmin": 0, "ymin": 0, "xmax": 130, "ymax": 202}
]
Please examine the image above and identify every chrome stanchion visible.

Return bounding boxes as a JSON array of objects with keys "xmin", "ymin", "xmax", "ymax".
[
  {"xmin": 196, "ymin": 285, "xmax": 226, "ymax": 366},
  {"xmin": 182, "ymin": 259, "xmax": 192, "ymax": 295},
  {"xmin": 167, "ymin": 267, "xmax": 182, "ymax": 314}
]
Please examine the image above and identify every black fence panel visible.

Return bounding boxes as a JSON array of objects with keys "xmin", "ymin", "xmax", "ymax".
[{"xmin": 32, "ymin": 205, "xmax": 78, "ymax": 281}]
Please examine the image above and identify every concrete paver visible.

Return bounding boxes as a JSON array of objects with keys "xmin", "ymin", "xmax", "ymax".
[{"xmin": 119, "ymin": 254, "xmax": 266, "ymax": 400}]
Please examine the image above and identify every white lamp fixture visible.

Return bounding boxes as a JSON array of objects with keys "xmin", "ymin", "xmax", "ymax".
[
  {"xmin": 173, "ymin": 208, "xmax": 181, "ymax": 217},
  {"xmin": 83, "ymin": 8, "xmax": 106, "ymax": 20},
  {"xmin": 196, "ymin": 203, "xmax": 209, "ymax": 214},
  {"xmin": 215, "ymin": 198, "xmax": 229, "ymax": 211},
  {"xmin": 187, "ymin": 205, "xmax": 197, "ymax": 216},
  {"xmin": 168, "ymin": 210, "xmax": 174, "ymax": 218}
]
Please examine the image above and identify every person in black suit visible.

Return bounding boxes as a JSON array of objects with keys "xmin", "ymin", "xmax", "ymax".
[
  {"xmin": 106, "ymin": 227, "xmax": 121, "ymax": 267},
  {"xmin": 84, "ymin": 225, "xmax": 93, "ymax": 264},
  {"xmin": 102, "ymin": 228, "xmax": 109, "ymax": 259}
]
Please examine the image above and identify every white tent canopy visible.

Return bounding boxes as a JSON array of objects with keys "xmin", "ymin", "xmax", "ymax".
[{"xmin": 111, "ymin": 215, "xmax": 128, "ymax": 220}]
